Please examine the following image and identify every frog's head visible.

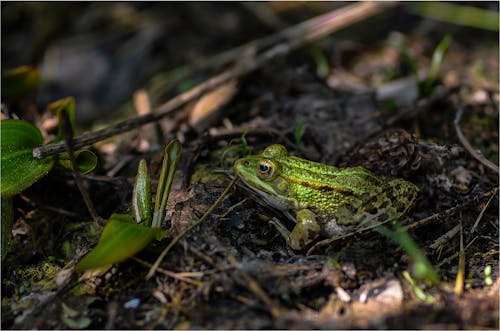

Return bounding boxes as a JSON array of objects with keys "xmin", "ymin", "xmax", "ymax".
[{"xmin": 234, "ymin": 144, "xmax": 294, "ymax": 211}]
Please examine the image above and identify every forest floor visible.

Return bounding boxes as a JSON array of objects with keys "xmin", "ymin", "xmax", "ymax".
[{"xmin": 2, "ymin": 3, "xmax": 499, "ymax": 329}]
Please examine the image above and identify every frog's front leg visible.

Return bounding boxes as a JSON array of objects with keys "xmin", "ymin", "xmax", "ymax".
[
  {"xmin": 288, "ymin": 209, "xmax": 322, "ymax": 250},
  {"xmin": 268, "ymin": 209, "xmax": 321, "ymax": 250}
]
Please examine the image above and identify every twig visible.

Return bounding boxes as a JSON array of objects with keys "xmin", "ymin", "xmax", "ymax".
[
  {"xmin": 454, "ymin": 107, "xmax": 499, "ymax": 173},
  {"xmin": 60, "ymin": 109, "xmax": 103, "ymax": 225},
  {"xmin": 33, "ymin": 2, "xmax": 397, "ymax": 159},
  {"xmin": 19, "ymin": 194, "xmax": 90, "ymax": 221},
  {"xmin": 468, "ymin": 187, "xmax": 498, "ymax": 237},
  {"xmin": 145, "ymin": 176, "xmax": 238, "ymax": 280},
  {"xmin": 454, "ymin": 219, "xmax": 465, "ymax": 296},
  {"xmin": 225, "ymin": 252, "xmax": 282, "ymax": 318},
  {"xmin": 436, "ymin": 236, "xmax": 478, "ymax": 267},
  {"xmin": 428, "ymin": 223, "xmax": 461, "ymax": 251},
  {"xmin": 157, "ymin": 2, "xmax": 398, "ymax": 93},
  {"xmin": 403, "ymin": 188, "xmax": 498, "ymax": 231},
  {"xmin": 131, "ymin": 257, "xmax": 203, "ymax": 286}
]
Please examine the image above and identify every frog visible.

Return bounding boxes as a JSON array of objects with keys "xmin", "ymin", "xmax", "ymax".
[{"xmin": 233, "ymin": 144, "xmax": 420, "ymax": 250}]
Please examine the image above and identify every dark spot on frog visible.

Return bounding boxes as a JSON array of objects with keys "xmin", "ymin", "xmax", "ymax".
[
  {"xmin": 393, "ymin": 201, "xmax": 406, "ymax": 214},
  {"xmin": 378, "ymin": 200, "xmax": 389, "ymax": 210}
]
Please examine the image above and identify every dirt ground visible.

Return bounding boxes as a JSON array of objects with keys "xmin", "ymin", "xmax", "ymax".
[{"xmin": 2, "ymin": 3, "xmax": 499, "ymax": 329}]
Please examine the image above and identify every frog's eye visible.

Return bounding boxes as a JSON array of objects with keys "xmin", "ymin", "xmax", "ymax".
[{"xmin": 257, "ymin": 160, "xmax": 275, "ymax": 180}]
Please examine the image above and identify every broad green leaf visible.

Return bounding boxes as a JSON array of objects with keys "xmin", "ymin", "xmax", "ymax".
[
  {"xmin": 2, "ymin": 65, "xmax": 41, "ymax": 99},
  {"xmin": 1, "ymin": 198, "xmax": 13, "ymax": 260},
  {"xmin": 47, "ymin": 97, "xmax": 76, "ymax": 142},
  {"xmin": 75, "ymin": 214, "xmax": 164, "ymax": 272},
  {"xmin": 1, "ymin": 120, "xmax": 54, "ymax": 197},
  {"xmin": 58, "ymin": 150, "xmax": 98, "ymax": 174},
  {"xmin": 132, "ymin": 160, "xmax": 152, "ymax": 225}
]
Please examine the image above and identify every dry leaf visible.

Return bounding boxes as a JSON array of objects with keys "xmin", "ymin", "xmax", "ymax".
[{"xmin": 187, "ymin": 80, "xmax": 238, "ymax": 132}]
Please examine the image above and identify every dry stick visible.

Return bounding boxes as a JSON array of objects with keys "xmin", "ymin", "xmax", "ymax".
[
  {"xmin": 33, "ymin": 1, "xmax": 397, "ymax": 159},
  {"xmin": 60, "ymin": 110, "xmax": 103, "ymax": 225},
  {"xmin": 469, "ymin": 187, "xmax": 498, "ymax": 237},
  {"xmin": 225, "ymin": 252, "xmax": 282, "ymax": 318},
  {"xmin": 160, "ymin": 2, "xmax": 398, "ymax": 90},
  {"xmin": 145, "ymin": 177, "xmax": 238, "ymax": 280},
  {"xmin": 403, "ymin": 188, "xmax": 498, "ymax": 231},
  {"xmin": 454, "ymin": 218, "xmax": 465, "ymax": 296},
  {"xmin": 454, "ymin": 107, "xmax": 499, "ymax": 174},
  {"xmin": 131, "ymin": 257, "xmax": 203, "ymax": 286}
]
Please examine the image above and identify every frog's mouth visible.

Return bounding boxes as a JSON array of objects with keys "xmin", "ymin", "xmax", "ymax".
[{"xmin": 234, "ymin": 161, "xmax": 291, "ymax": 212}]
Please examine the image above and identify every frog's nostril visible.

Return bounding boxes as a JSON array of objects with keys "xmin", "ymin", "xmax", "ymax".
[{"xmin": 245, "ymin": 160, "xmax": 250, "ymax": 166}]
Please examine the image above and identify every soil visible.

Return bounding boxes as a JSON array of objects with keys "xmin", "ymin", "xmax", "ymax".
[{"xmin": 2, "ymin": 3, "xmax": 499, "ymax": 329}]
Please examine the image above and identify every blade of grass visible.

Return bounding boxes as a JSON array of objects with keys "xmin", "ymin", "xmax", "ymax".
[
  {"xmin": 152, "ymin": 139, "xmax": 182, "ymax": 228},
  {"xmin": 375, "ymin": 223, "xmax": 439, "ymax": 285},
  {"xmin": 409, "ymin": 2, "xmax": 499, "ymax": 32}
]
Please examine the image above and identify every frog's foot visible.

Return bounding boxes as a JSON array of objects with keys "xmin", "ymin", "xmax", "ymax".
[
  {"xmin": 269, "ymin": 209, "xmax": 321, "ymax": 250},
  {"xmin": 286, "ymin": 209, "xmax": 321, "ymax": 250}
]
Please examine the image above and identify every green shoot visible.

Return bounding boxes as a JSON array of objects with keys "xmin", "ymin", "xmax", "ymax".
[
  {"xmin": 295, "ymin": 123, "xmax": 306, "ymax": 145},
  {"xmin": 375, "ymin": 222, "xmax": 440, "ymax": 285},
  {"xmin": 220, "ymin": 130, "xmax": 249, "ymax": 167}
]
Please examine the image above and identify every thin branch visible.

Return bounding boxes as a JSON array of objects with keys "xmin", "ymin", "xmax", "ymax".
[
  {"xmin": 33, "ymin": 1, "xmax": 397, "ymax": 159},
  {"xmin": 454, "ymin": 107, "xmax": 499, "ymax": 173},
  {"xmin": 403, "ymin": 187, "xmax": 498, "ymax": 231},
  {"xmin": 468, "ymin": 187, "xmax": 498, "ymax": 237},
  {"xmin": 145, "ymin": 176, "xmax": 238, "ymax": 280},
  {"xmin": 60, "ymin": 109, "xmax": 103, "ymax": 225}
]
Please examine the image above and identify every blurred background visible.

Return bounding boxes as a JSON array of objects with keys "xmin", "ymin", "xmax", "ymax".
[{"xmin": 2, "ymin": 2, "xmax": 497, "ymax": 126}]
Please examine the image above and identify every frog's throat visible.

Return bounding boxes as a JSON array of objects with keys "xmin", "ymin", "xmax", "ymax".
[{"xmin": 237, "ymin": 174, "xmax": 292, "ymax": 212}]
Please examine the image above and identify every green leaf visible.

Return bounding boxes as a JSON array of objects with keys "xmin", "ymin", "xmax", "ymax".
[
  {"xmin": 75, "ymin": 214, "xmax": 164, "ymax": 272},
  {"xmin": 220, "ymin": 130, "xmax": 248, "ymax": 167},
  {"xmin": 422, "ymin": 35, "xmax": 452, "ymax": 96},
  {"xmin": 295, "ymin": 123, "xmax": 306, "ymax": 145},
  {"xmin": 132, "ymin": 159, "xmax": 152, "ymax": 225},
  {"xmin": 410, "ymin": 2, "xmax": 499, "ymax": 32},
  {"xmin": 1, "ymin": 198, "xmax": 13, "ymax": 260},
  {"xmin": 2, "ymin": 65, "xmax": 41, "ymax": 99},
  {"xmin": 375, "ymin": 224, "xmax": 439, "ymax": 285},
  {"xmin": 1, "ymin": 120, "xmax": 54, "ymax": 197},
  {"xmin": 153, "ymin": 140, "xmax": 182, "ymax": 228},
  {"xmin": 47, "ymin": 97, "xmax": 76, "ymax": 142},
  {"xmin": 58, "ymin": 150, "xmax": 98, "ymax": 174},
  {"xmin": 309, "ymin": 45, "xmax": 330, "ymax": 79}
]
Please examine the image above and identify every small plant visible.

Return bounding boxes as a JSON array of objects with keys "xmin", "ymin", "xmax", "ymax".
[
  {"xmin": 1, "ymin": 96, "xmax": 97, "ymax": 260},
  {"xmin": 484, "ymin": 265, "xmax": 493, "ymax": 286},
  {"xmin": 389, "ymin": 34, "xmax": 452, "ymax": 98},
  {"xmin": 220, "ymin": 130, "xmax": 249, "ymax": 167},
  {"xmin": 375, "ymin": 222, "xmax": 439, "ymax": 285},
  {"xmin": 75, "ymin": 139, "xmax": 182, "ymax": 271},
  {"xmin": 295, "ymin": 122, "xmax": 306, "ymax": 145}
]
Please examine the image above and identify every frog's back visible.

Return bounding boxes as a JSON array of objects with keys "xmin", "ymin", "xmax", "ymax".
[
  {"xmin": 278, "ymin": 155, "xmax": 419, "ymax": 222},
  {"xmin": 278, "ymin": 156, "xmax": 385, "ymax": 213}
]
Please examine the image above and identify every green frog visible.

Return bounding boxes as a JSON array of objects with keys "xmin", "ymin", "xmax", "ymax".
[{"xmin": 233, "ymin": 144, "xmax": 419, "ymax": 250}]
